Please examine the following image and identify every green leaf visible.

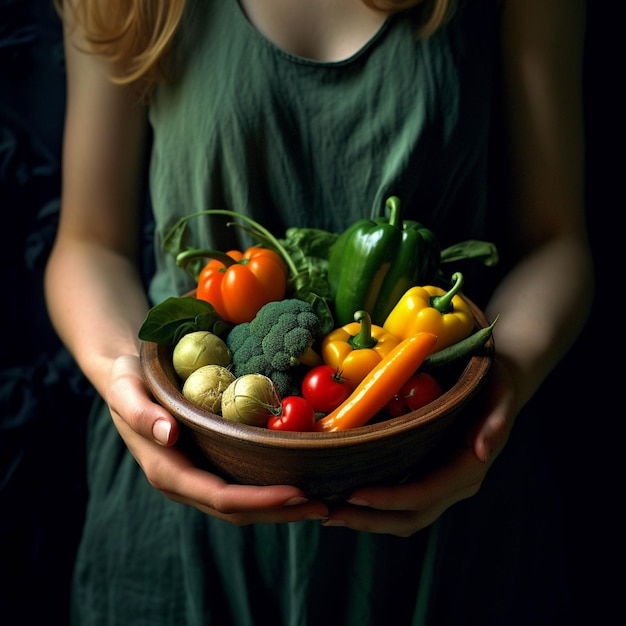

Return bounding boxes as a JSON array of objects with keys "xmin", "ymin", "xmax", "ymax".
[
  {"xmin": 275, "ymin": 228, "xmax": 337, "ymax": 332},
  {"xmin": 163, "ymin": 217, "xmax": 191, "ymax": 258},
  {"xmin": 440, "ymin": 240, "xmax": 499, "ymax": 266},
  {"xmin": 282, "ymin": 227, "xmax": 339, "ymax": 260},
  {"xmin": 138, "ymin": 297, "xmax": 232, "ymax": 345}
]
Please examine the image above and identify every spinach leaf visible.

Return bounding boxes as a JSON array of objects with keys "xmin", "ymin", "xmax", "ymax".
[{"xmin": 138, "ymin": 297, "xmax": 232, "ymax": 346}]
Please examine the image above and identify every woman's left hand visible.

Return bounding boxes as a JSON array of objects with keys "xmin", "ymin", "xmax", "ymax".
[{"xmin": 322, "ymin": 358, "xmax": 517, "ymax": 537}]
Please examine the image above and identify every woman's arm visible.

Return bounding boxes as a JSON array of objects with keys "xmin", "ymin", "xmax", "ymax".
[
  {"xmin": 325, "ymin": 0, "xmax": 594, "ymax": 535},
  {"xmin": 487, "ymin": 0, "xmax": 593, "ymax": 410},
  {"xmin": 45, "ymin": 13, "xmax": 151, "ymax": 394}
]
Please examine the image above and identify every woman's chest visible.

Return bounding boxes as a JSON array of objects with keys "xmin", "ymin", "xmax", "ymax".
[{"xmin": 237, "ymin": 0, "xmax": 389, "ymax": 61}]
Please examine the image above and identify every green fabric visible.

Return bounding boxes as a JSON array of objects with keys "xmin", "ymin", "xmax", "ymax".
[{"xmin": 72, "ymin": 1, "xmax": 573, "ymax": 624}]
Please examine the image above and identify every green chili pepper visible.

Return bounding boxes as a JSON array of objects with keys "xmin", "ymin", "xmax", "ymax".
[{"xmin": 328, "ymin": 196, "xmax": 441, "ymax": 326}]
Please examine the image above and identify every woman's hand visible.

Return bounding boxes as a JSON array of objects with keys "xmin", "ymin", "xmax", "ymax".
[
  {"xmin": 321, "ymin": 359, "xmax": 518, "ymax": 537},
  {"xmin": 105, "ymin": 354, "xmax": 330, "ymax": 524}
]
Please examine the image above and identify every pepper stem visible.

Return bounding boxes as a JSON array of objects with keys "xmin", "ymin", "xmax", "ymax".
[
  {"xmin": 188, "ymin": 210, "xmax": 298, "ymax": 277},
  {"xmin": 175, "ymin": 248, "xmax": 238, "ymax": 269},
  {"xmin": 430, "ymin": 272, "xmax": 464, "ymax": 314},
  {"xmin": 348, "ymin": 310, "xmax": 378, "ymax": 350},
  {"xmin": 385, "ymin": 196, "xmax": 403, "ymax": 229}
]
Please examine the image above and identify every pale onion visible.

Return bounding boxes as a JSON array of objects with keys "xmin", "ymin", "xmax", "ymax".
[
  {"xmin": 172, "ymin": 330, "xmax": 232, "ymax": 380},
  {"xmin": 182, "ymin": 364, "xmax": 236, "ymax": 414},
  {"xmin": 221, "ymin": 374, "xmax": 282, "ymax": 426}
]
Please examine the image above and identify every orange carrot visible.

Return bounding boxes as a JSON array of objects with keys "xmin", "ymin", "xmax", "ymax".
[{"xmin": 314, "ymin": 332, "xmax": 438, "ymax": 432}]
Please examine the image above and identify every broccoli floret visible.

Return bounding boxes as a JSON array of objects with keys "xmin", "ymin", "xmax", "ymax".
[
  {"xmin": 265, "ymin": 327, "xmax": 315, "ymax": 370},
  {"xmin": 248, "ymin": 301, "xmax": 284, "ymax": 337},
  {"xmin": 226, "ymin": 331, "xmax": 263, "ymax": 368},
  {"xmin": 227, "ymin": 298, "xmax": 321, "ymax": 397},
  {"xmin": 225, "ymin": 322, "xmax": 253, "ymax": 354},
  {"xmin": 268, "ymin": 371, "xmax": 298, "ymax": 398},
  {"xmin": 239, "ymin": 353, "xmax": 270, "ymax": 377},
  {"xmin": 259, "ymin": 301, "xmax": 321, "ymax": 367}
]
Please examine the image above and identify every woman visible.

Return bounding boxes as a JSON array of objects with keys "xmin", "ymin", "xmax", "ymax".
[{"xmin": 46, "ymin": 0, "xmax": 592, "ymax": 623}]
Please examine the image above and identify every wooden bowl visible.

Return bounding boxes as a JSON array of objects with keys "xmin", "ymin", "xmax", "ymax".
[{"xmin": 140, "ymin": 296, "xmax": 493, "ymax": 502}]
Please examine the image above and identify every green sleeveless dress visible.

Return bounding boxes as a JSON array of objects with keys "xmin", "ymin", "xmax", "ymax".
[{"xmin": 71, "ymin": 2, "xmax": 572, "ymax": 624}]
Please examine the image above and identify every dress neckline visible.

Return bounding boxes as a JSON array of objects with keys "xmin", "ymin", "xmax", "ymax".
[{"xmin": 232, "ymin": 0, "xmax": 394, "ymax": 67}]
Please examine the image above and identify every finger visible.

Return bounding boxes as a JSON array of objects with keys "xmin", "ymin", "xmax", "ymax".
[
  {"xmin": 470, "ymin": 358, "xmax": 518, "ymax": 463},
  {"xmin": 194, "ymin": 497, "xmax": 330, "ymax": 525},
  {"xmin": 107, "ymin": 355, "xmax": 180, "ymax": 445},
  {"xmin": 471, "ymin": 402, "xmax": 515, "ymax": 465},
  {"xmin": 323, "ymin": 504, "xmax": 443, "ymax": 537},
  {"xmin": 159, "ymin": 459, "xmax": 316, "ymax": 514},
  {"xmin": 123, "ymin": 434, "xmax": 329, "ymax": 522},
  {"xmin": 323, "ymin": 458, "xmax": 483, "ymax": 536},
  {"xmin": 344, "ymin": 447, "xmax": 485, "ymax": 513}
]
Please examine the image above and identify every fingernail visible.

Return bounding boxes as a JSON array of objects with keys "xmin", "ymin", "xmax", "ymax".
[
  {"xmin": 284, "ymin": 497, "xmax": 309, "ymax": 506},
  {"xmin": 322, "ymin": 518, "xmax": 346, "ymax": 527},
  {"xmin": 347, "ymin": 497, "xmax": 370, "ymax": 507},
  {"xmin": 153, "ymin": 420, "xmax": 172, "ymax": 445}
]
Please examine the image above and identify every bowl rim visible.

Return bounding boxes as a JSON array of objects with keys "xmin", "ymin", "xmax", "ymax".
[{"xmin": 140, "ymin": 294, "xmax": 494, "ymax": 449}]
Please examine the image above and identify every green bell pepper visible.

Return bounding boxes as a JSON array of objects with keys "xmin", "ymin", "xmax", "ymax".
[{"xmin": 328, "ymin": 196, "xmax": 441, "ymax": 326}]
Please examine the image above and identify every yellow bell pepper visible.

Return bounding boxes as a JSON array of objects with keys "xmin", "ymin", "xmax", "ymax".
[
  {"xmin": 383, "ymin": 272, "xmax": 474, "ymax": 352},
  {"xmin": 322, "ymin": 310, "xmax": 401, "ymax": 389}
]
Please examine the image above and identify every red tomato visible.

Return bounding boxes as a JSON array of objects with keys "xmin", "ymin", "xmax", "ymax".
[
  {"xmin": 384, "ymin": 394, "xmax": 409, "ymax": 418},
  {"xmin": 400, "ymin": 372, "xmax": 442, "ymax": 411},
  {"xmin": 301, "ymin": 365, "xmax": 352, "ymax": 413},
  {"xmin": 267, "ymin": 396, "xmax": 316, "ymax": 432}
]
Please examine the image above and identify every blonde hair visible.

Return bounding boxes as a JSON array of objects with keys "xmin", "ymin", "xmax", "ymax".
[{"xmin": 58, "ymin": 0, "xmax": 456, "ymax": 100}]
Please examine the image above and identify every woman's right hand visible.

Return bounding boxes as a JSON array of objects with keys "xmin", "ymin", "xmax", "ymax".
[{"xmin": 105, "ymin": 354, "xmax": 330, "ymax": 524}]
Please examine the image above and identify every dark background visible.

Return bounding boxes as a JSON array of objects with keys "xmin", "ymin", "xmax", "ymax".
[{"xmin": 0, "ymin": 1, "xmax": 620, "ymax": 624}]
